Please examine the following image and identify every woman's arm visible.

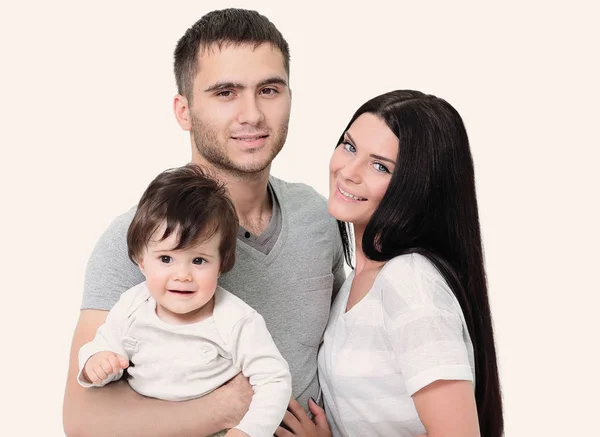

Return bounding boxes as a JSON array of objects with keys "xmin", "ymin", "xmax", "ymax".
[
  {"xmin": 413, "ymin": 379, "xmax": 480, "ymax": 437},
  {"xmin": 63, "ymin": 310, "xmax": 253, "ymax": 437}
]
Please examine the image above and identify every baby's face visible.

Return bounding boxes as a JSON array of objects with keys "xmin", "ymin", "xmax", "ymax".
[{"xmin": 138, "ymin": 224, "xmax": 222, "ymax": 325}]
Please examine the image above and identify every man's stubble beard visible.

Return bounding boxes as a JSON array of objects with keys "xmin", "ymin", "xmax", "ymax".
[{"xmin": 190, "ymin": 112, "xmax": 289, "ymax": 178}]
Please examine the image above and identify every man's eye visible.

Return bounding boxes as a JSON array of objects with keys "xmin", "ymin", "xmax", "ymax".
[
  {"xmin": 192, "ymin": 258, "xmax": 206, "ymax": 265},
  {"xmin": 216, "ymin": 90, "xmax": 233, "ymax": 97},
  {"xmin": 260, "ymin": 87, "xmax": 278, "ymax": 95},
  {"xmin": 160, "ymin": 256, "xmax": 172, "ymax": 263}
]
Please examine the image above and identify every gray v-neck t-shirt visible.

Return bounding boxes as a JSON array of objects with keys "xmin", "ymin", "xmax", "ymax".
[{"xmin": 237, "ymin": 183, "xmax": 281, "ymax": 255}]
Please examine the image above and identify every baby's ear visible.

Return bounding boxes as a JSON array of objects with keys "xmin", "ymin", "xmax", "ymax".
[{"xmin": 137, "ymin": 258, "xmax": 147, "ymax": 276}]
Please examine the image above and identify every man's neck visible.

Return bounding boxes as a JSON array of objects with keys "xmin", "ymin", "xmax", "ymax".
[
  {"xmin": 191, "ymin": 158, "xmax": 273, "ymax": 235},
  {"xmin": 224, "ymin": 171, "xmax": 272, "ymax": 234}
]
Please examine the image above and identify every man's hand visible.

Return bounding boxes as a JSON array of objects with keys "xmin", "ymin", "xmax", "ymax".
[
  {"xmin": 275, "ymin": 397, "xmax": 332, "ymax": 437},
  {"xmin": 82, "ymin": 351, "xmax": 129, "ymax": 384},
  {"xmin": 215, "ymin": 372, "xmax": 254, "ymax": 429}
]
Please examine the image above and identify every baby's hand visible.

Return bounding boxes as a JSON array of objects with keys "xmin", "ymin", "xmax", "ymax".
[
  {"xmin": 224, "ymin": 429, "xmax": 249, "ymax": 437},
  {"xmin": 83, "ymin": 351, "xmax": 129, "ymax": 384}
]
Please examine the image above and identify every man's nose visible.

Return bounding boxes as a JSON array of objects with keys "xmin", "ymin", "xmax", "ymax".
[{"xmin": 237, "ymin": 94, "xmax": 265, "ymax": 125}]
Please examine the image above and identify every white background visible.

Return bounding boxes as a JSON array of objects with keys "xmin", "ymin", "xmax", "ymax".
[{"xmin": 1, "ymin": 0, "xmax": 598, "ymax": 436}]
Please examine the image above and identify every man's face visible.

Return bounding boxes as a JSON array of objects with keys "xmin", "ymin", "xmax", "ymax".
[{"xmin": 185, "ymin": 43, "xmax": 291, "ymax": 176}]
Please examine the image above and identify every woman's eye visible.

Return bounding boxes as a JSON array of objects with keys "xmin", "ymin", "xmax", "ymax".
[
  {"xmin": 374, "ymin": 162, "xmax": 390, "ymax": 173},
  {"xmin": 342, "ymin": 142, "xmax": 356, "ymax": 153},
  {"xmin": 160, "ymin": 256, "xmax": 172, "ymax": 263},
  {"xmin": 192, "ymin": 258, "xmax": 206, "ymax": 265}
]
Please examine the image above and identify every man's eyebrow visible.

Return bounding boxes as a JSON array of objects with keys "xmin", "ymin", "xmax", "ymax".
[
  {"xmin": 204, "ymin": 81, "xmax": 245, "ymax": 93},
  {"xmin": 204, "ymin": 77, "xmax": 288, "ymax": 93},
  {"xmin": 346, "ymin": 132, "xmax": 396, "ymax": 165},
  {"xmin": 256, "ymin": 76, "xmax": 288, "ymax": 88}
]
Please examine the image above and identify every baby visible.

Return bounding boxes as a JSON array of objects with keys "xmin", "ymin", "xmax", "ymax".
[{"xmin": 78, "ymin": 164, "xmax": 292, "ymax": 437}]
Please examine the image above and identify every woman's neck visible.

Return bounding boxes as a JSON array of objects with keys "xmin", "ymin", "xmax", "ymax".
[{"xmin": 353, "ymin": 224, "xmax": 385, "ymax": 275}]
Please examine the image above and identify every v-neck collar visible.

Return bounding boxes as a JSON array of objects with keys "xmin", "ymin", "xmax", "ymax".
[{"xmin": 235, "ymin": 177, "xmax": 289, "ymax": 265}]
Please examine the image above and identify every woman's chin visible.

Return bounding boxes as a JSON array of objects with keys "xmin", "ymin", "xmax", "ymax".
[{"xmin": 328, "ymin": 201, "xmax": 353, "ymax": 223}]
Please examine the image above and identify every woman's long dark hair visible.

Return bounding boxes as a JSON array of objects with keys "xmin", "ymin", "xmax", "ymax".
[{"xmin": 337, "ymin": 90, "xmax": 503, "ymax": 437}]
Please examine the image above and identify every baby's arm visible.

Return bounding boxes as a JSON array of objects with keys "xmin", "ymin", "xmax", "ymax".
[
  {"xmin": 77, "ymin": 291, "xmax": 132, "ymax": 388},
  {"xmin": 228, "ymin": 312, "xmax": 292, "ymax": 437}
]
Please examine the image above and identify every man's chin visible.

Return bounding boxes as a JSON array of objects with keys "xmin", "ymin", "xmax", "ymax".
[
  {"xmin": 231, "ymin": 162, "xmax": 272, "ymax": 175},
  {"xmin": 229, "ymin": 153, "xmax": 278, "ymax": 174}
]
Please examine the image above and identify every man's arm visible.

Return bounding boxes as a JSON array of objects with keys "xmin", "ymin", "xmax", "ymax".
[{"xmin": 63, "ymin": 309, "xmax": 253, "ymax": 437}]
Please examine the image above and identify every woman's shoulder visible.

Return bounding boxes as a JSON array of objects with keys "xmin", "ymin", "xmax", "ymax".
[
  {"xmin": 378, "ymin": 253, "xmax": 457, "ymax": 312},
  {"xmin": 380, "ymin": 253, "xmax": 444, "ymax": 283}
]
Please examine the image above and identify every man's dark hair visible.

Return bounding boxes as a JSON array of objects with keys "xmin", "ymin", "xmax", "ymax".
[
  {"xmin": 174, "ymin": 8, "xmax": 290, "ymax": 101},
  {"xmin": 127, "ymin": 164, "xmax": 238, "ymax": 273}
]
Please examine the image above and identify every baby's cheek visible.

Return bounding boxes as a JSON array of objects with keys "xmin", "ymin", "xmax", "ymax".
[
  {"xmin": 145, "ymin": 276, "xmax": 167, "ymax": 296},
  {"xmin": 196, "ymin": 269, "xmax": 220, "ymax": 292}
]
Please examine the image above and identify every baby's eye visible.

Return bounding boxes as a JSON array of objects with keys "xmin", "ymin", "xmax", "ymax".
[
  {"xmin": 160, "ymin": 256, "xmax": 172, "ymax": 264},
  {"xmin": 192, "ymin": 258, "xmax": 206, "ymax": 265}
]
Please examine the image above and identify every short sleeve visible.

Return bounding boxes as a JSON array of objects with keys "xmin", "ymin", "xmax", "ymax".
[
  {"xmin": 82, "ymin": 206, "xmax": 145, "ymax": 310},
  {"xmin": 381, "ymin": 256, "xmax": 474, "ymax": 396}
]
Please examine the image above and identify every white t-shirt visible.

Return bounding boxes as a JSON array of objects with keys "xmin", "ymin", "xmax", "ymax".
[
  {"xmin": 78, "ymin": 282, "xmax": 291, "ymax": 437},
  {"xmin": 317, "ymin": 254, "xmax": 475, "ymax": 437}
]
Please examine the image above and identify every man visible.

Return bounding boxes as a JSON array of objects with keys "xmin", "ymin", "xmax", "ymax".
[{"xmin": 63, "ymin": 8, "xmax": 345, "ymax": 437}]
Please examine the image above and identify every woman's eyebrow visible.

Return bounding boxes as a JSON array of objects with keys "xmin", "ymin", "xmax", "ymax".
[{"xmin": 346, "ymin": 131, "xmax": 396, "ymax": 165}]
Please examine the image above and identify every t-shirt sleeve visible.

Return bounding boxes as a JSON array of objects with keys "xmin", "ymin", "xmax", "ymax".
[
  {"xmin": 230, "ymin": 311, "xmax": 292, "ymax": 437},
  {"xmin": 81, "ymin": 206, "xmax": 145, "ymax": 311},
  {"xmin": 381, "ymin": 257, "xmax": 474, "ymax": 396}
]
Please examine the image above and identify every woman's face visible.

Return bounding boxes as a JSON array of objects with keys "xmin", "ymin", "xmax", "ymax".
[{"xmin": 328, "ymin": 113, "xmax": 399, "ymax": 226}]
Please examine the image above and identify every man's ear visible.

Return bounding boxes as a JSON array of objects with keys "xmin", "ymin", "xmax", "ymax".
[{"xmin": 174, "ymin": 94, "xmax": 192, "ymax": 131}]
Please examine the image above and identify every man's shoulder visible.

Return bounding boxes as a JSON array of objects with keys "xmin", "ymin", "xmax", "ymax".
[
  {"xmin": 82, "ymin": 204, "xmax": 143, "ymax": 311},
  {"xmin": 270, "ymin": 176, "xmax": 328, "ymax": 212},
  {"xmin": 270, "ymin": 175, "xmax": 324, "ymax": 199},
  {"xmin": 108, "ymin": 205, "xmax": 137, "ymax": 233},
  {"xmin": 93, "ymin": 205, "xmax": 138, "ymax": 250}
]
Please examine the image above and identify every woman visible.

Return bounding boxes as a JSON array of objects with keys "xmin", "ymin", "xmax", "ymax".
[{"xmin": 277, "ymin": 90, "xmax": 503, "ymax": 437}]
